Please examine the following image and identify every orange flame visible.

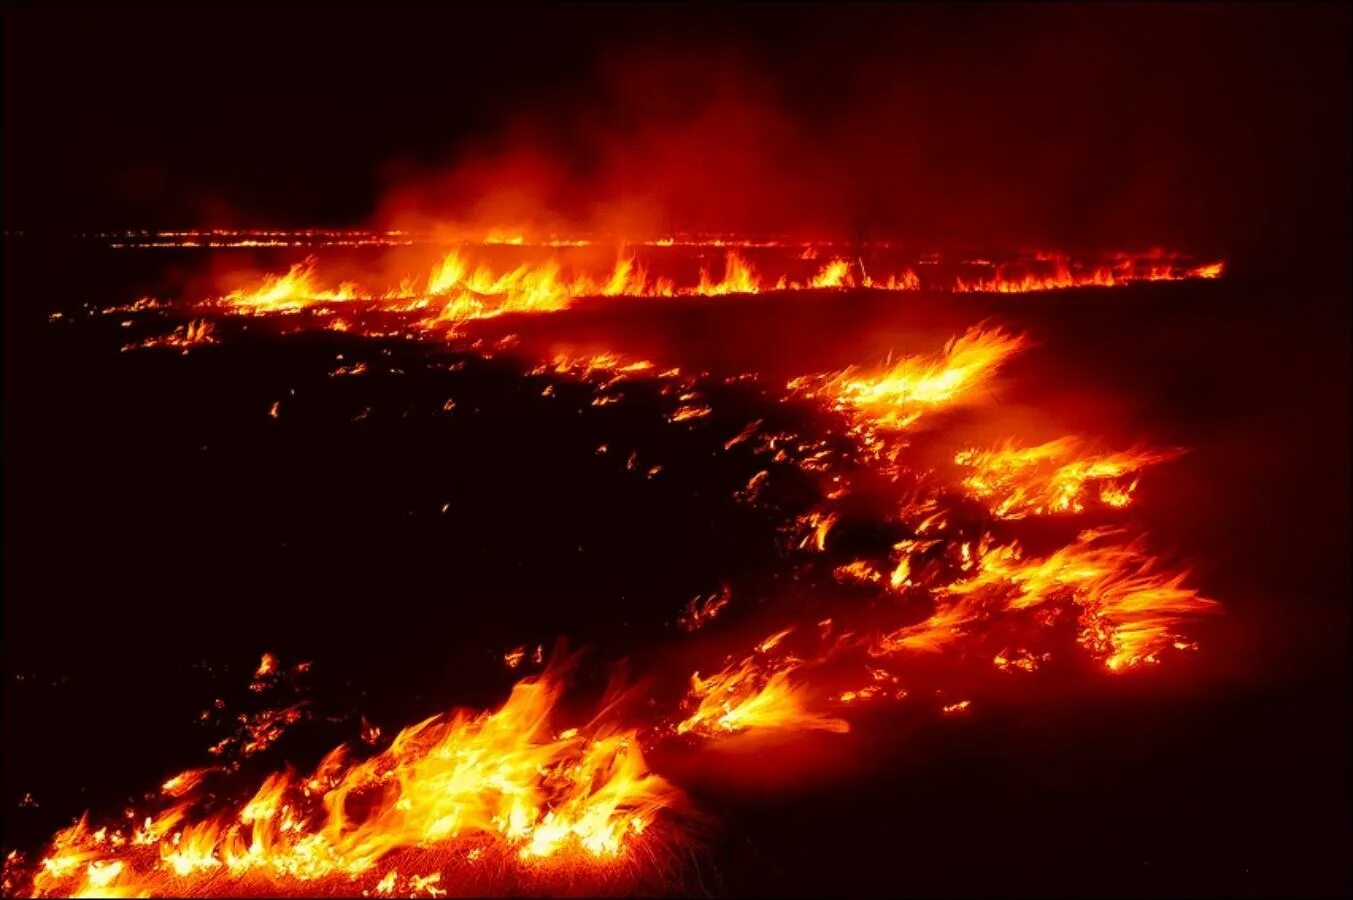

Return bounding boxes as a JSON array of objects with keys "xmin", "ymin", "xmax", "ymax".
[
  {"xmin": 205, "ymin": 246, "xmax": 1222, "ymax": 333},
  {"xmin": 954, "ymin": 437, "xmax": 1184, "ymax": 518},
  {"xmin": 875, "ymin": 529, "xmax": 1216, "ymax": 670},
  {"xmin": 788, "ymin": 324, "xmax": 1026, "ymax": 431},
  {"xmin": 676, "ymin": 630, "xmax": 848, "ymax": 737},
  {"xmin": 28, "ymin": 674, "xmax": 679, "ymax": 898}
]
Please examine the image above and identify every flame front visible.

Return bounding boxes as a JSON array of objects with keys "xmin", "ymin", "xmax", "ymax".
[
  {"xmin": 203, "ymin": 244, "xmax": 1224, "ymax": 337},
  {"xmin": 28, "ymin": 675, "xmax": 678, "ymax": 898}
]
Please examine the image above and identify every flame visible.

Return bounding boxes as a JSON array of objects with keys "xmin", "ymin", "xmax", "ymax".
[
  {"xmin": 809, "ymin": 259, "xmax": 851, "ymax": 288},
  {"xmin": 692, "ymin": 252, "xmax": 758, "ymax": 295},
  {"xmin": 954, "ymin": 437, "xmax": 1184, "ymax": 518},
  {"xmin": 124, "ymin": 319, "xmax": 216, "ymax": 354},
  {"xmin": 222, "ymin": 258, "xmax": 360, "ymax": 313},
  {"xmin": 796, "ymin": 511, "xmax": 838, "ymax": 552},
  {"xmin": 28, "ymin": 674, "xmax": 679, "ymax": 898},
  {"xmin": 678, "ymin": 587, "xmax": 731, "ymax": 632},
  {"xmin": 875, "ymin": 529, "xmax": 1216, "ymax": 670},
  {"xmin": 676, "ymin": 655, "xmax": 848, "ymax": 737},
  {"xmin": 788, "ymin": 325, "xmax": 1026, "ymax": 431},
  {"xmin": 954, "ymin": 250, "xmax": 1225, "ymax": 293},
  {"xmin": 204, "ymin": 246, "xmax": 1222, "ymax": 333}
]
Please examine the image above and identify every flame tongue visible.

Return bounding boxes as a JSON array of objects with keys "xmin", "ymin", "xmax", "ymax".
[{"xmin": 29, "ymin": 675, "xmax": 679, "ymax": 898}]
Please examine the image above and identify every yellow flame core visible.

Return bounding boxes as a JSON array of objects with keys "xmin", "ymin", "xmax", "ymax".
[
  {"xmin": 207, "ymin": 248, "xmax": 1222, "ymax": 332},
  {"xmin": 30, "ymin": 676, "xmax": 678, "ymax": 898},
  {"xmin": 788, "ymin": 325, "xmax": 1026, "ymax": 431}
]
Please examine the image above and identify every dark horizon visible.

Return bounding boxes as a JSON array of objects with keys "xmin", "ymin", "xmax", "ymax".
[{"xmin": 3, "ymin": 3, "xmax": 1350, "ymax": 272}]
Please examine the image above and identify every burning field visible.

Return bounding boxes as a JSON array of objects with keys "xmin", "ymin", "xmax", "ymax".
[
  {"xmin": 2, "ymin": 230, "xmax": 1347, "ymax": 898},
  {"xmin": 2, "ymin": 4, "xmax": 1349, "ymax": 898}
]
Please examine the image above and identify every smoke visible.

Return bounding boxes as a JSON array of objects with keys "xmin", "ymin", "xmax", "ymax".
[
  {"xmin": 4, "ymin": 3, "xmax": 1345, "ymax": 270},
  {"xmin": 374, "ymin": 50, "xmax": 851, "ymax": 240},
  {"xmin": 370, "ymin": 4, "xmax": 1348, "ymax": 264}
]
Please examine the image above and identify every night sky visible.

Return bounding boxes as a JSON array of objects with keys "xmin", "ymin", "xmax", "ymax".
[{"xmin": 3, "ymin": 3, "xmax": 1350, "ymax": 268}]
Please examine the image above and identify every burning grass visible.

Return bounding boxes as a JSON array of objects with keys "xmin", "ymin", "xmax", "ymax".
[{"xmin": 9, "ymin": 234, "xmax": 1225, "ymax": 898}]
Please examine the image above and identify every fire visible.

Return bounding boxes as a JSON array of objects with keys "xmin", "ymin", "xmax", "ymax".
[
  {"xmin": 200, "ymin": 245, "xmax": 1223, "ymax": 335},
  {"xmin": 221, "ymin": 257, "xmax": 360, "ymax": 313},
  {"xmin": 954, "ymin": 250, "xmax": 1225, "ymax": 293},
  {"xmin": 875, "ymin": 529, "xmax": 1217, "ymax": 670},
  {"xmin": 27, "ymin": 674, "xmax": 679, "ymax": 898},
  {"xmin": 695, "ymin": 251, "xmax": 763, "ymax": 295},
  {"xmin": 123, "ymin": 319, "xmax": 216, "ymax": 354},
  {"xmin": 954, "ymin": 437, "xmax": 1184, "ymax": 518},
  {"xmin": 808, "ymin": 258, "xmax": 851, "ymax": 288},
  {"xmin": 787, "ymin": 324, "xmax": 1026, "ymax": 431},
  {"xmin": 677, "ymin": 587, "xmax": 731, "ymax": 632},
  {"xmin": 19, "ymin": 230, "xmax": 1235, "ymax": 897},
  {"xmin": 675, "ymin": 629, "xmax": 848, "ymax": 737},
  {"xmin": 795, "ymin": 511, "xmax": 838, "ymax": 552},
  {"xmin": 676, "ymin": 651, "xmax": 849, "ymax": 737}
]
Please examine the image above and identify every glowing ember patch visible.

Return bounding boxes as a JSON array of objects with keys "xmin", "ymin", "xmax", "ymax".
[
  {"xmin": 723, "ymin": 419, "xmax": 762, "ymax": 450},
  {"xmin": 669, "ymin": 403, "xmax": 712, "ymax": 423},
  {"xmin": 993, "ymin": 649, "xmax": 1049, "ymax": 673},
  {"xmin": 796, "ymin": 511, "xmax": 838, "ymax": 551},
  {"xmin": 123, "ymin": 319, "xmax": 216, "ymax": 353},
  {"xmin": 835, "ymin": 560, "xmax": 884, "ymax": 585},
  {"xmin": 678, "ymin": 587, "xmax": 731, "ymax": 632}
]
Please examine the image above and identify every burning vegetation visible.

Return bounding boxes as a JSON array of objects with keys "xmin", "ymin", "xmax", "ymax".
[{"xmin": 10, "ymin": 231, "xmax": 1224, "ymax": 898}]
